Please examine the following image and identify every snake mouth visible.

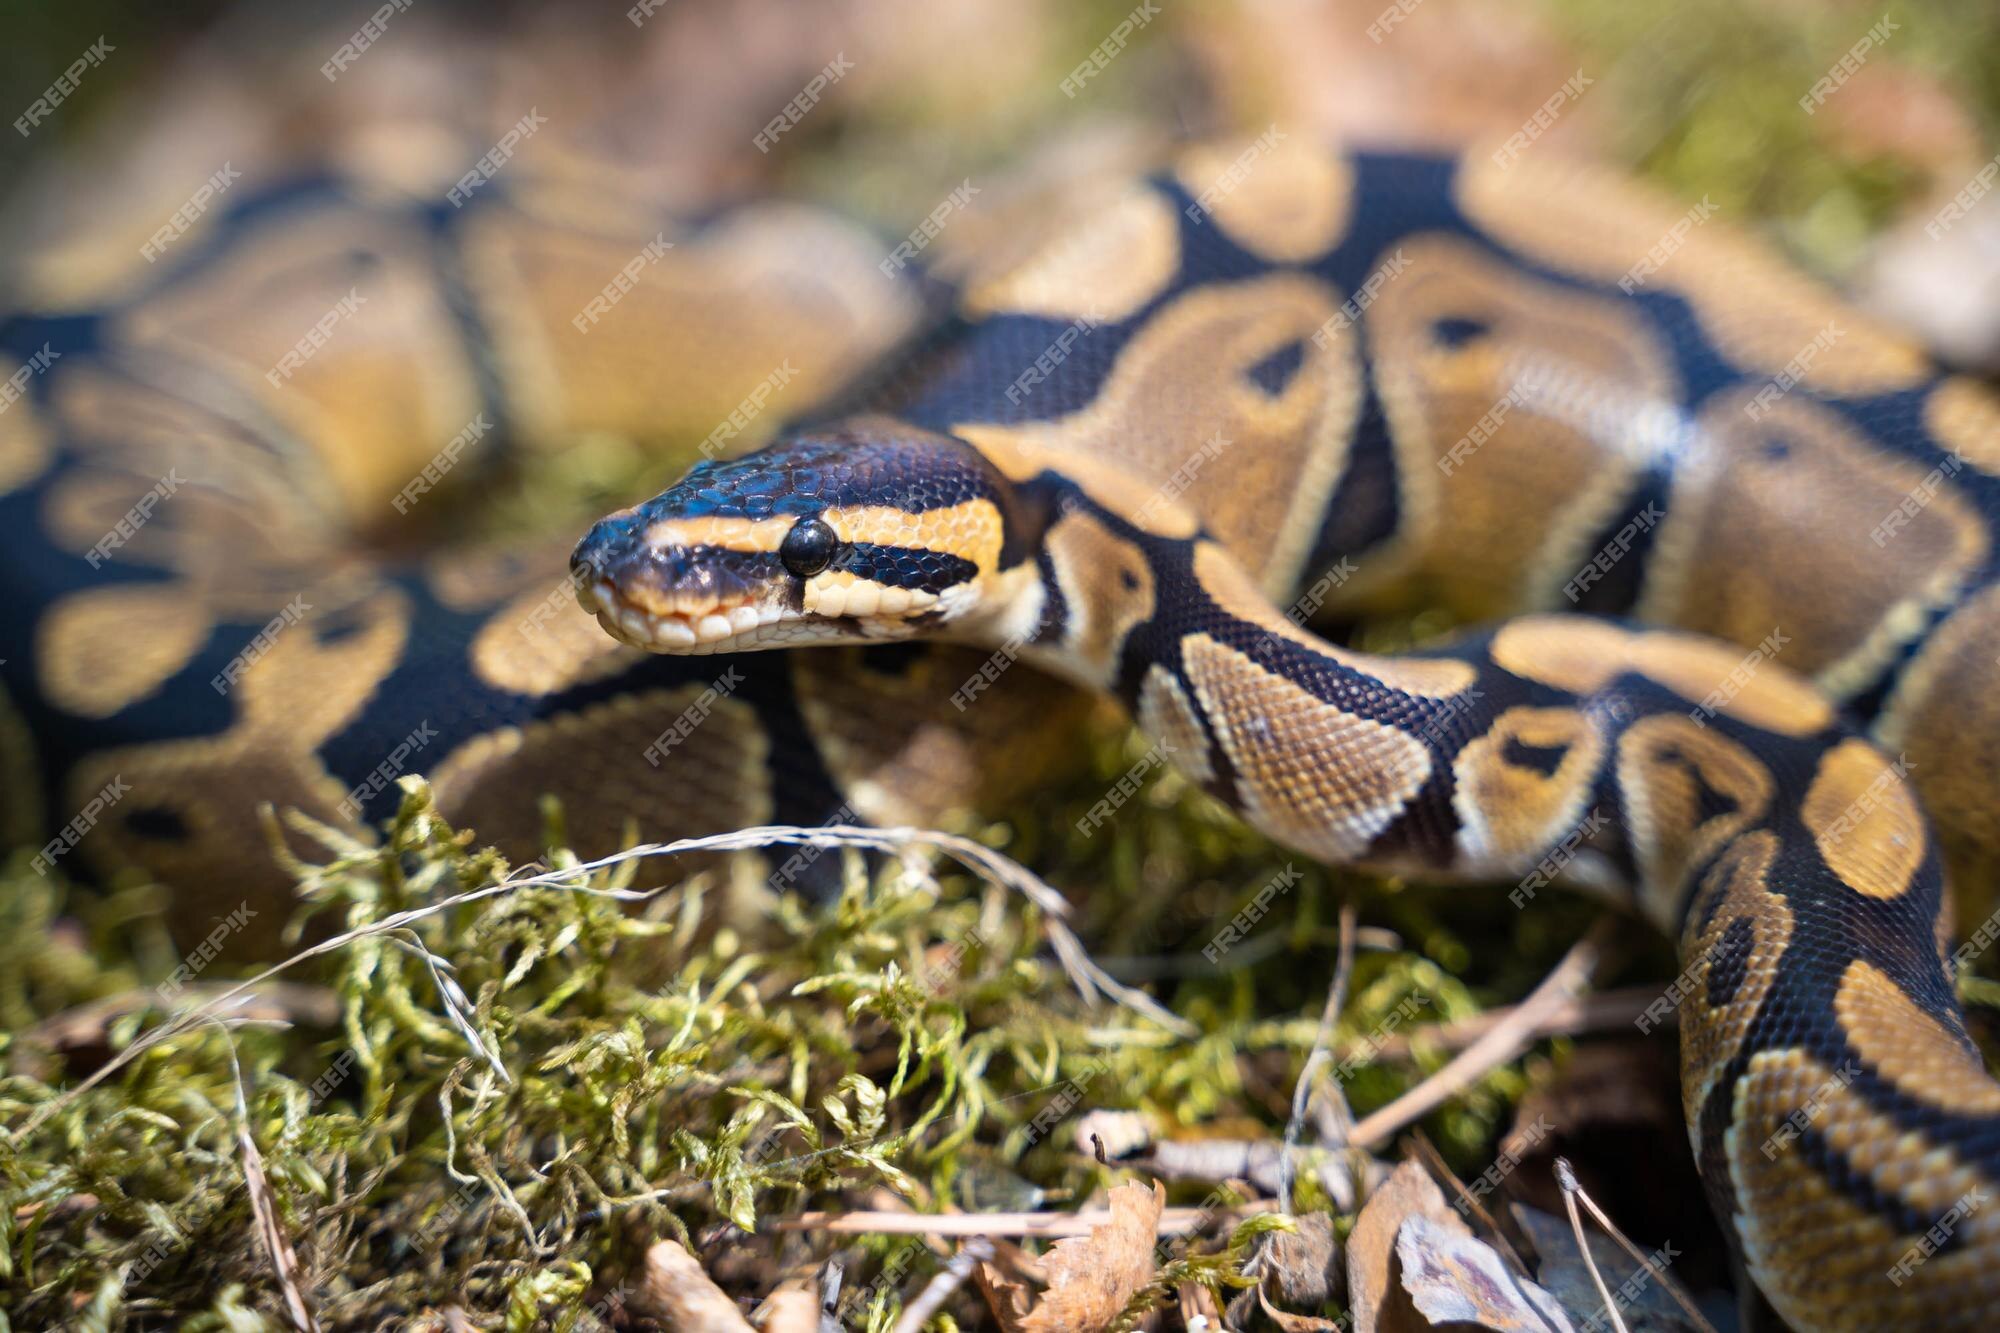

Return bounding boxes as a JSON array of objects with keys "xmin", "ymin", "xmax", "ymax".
[{"xmin": 576, "ymin": 576, "xmax": 790, "ymax": 653}]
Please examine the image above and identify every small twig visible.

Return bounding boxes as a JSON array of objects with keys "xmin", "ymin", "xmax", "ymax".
[
  {"xmin": 1563, "ymin": 1160, "xmax": 1718, "ymax": 1333},
  {"xmin": 1279, "ymin": 899, "xmax": 1358, "ymax": 1214},
  {"xmin": 769, "ymin": 1200, "xmax": 1276, "ymax": 1238},
  {"xmin": 1364, "ymin": 986, "xmax": 1659, "ymax": 1061},
  {"xmin": 1347, "ymin": 917, "xmax": 1617, "ymax": 1149},
  {"xmin": 1556, "ymin": 1159, "xmax": 1627, "ymax": 1333},
  {"xmin": 891, "ymin": 1238, "xmax": 993, "ymax": 1333}
]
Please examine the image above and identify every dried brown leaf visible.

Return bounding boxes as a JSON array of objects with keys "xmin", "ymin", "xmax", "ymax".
[
  {"xmin": 1255, "ymin": 1211, "xmax": 1342, "ymax": 1310},
  {"xmin": 1019, "ymin": 1180, "xmax": 1165, "ymax": 1333},
  {"xmin": 1346, "ymin": 1161, "xmax": 1471, "ymax": 1333},
  {"xmin": 634, "ymin": 1239, "xmax": 758, "ymax": 1333},
  {"xmin": 1395, "ymin": 1216, "xmax": 1574, "ymax": 1332}
]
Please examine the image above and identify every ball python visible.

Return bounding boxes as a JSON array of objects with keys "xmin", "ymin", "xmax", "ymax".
[{"xmin": 7, "ymin": 136, "xmax": 2000, "ymax": 1330}]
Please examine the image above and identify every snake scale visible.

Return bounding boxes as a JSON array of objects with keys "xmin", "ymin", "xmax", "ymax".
[{"xmin": 6, "ymin": 136, "xmax": 2000, "ymax": 1330}]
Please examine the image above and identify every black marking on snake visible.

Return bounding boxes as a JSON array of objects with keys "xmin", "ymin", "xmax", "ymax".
[
  {"xmin": 1705, "ymin": 916, "xmax": 1756, "ymax": 1008},
  {"xmin": 828, "ymin": 543, "xmax": 979, "ymax": 595},
  {"xmin": 1500, "ymin": 734, "xmax": 1570, "ymax": 778},
  {"xmin": 1246, "ymin": 340, "xmax": 1307, "ymax": 396}
]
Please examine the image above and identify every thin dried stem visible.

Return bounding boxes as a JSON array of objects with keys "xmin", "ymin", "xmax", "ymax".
[{"xmin": 1347, "ymin": 917, "xmax": 1617, "ymax": 1150}]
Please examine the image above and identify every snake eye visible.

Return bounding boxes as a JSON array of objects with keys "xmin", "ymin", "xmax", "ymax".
[{"xmin": 780, "ymin": 516, "xmax": 838, "ymax": 577}]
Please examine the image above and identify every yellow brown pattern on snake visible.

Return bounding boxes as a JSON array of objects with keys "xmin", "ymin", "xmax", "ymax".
[
  {"xmin": 110, "ymin": 207, "xmax": 485, "ymax": 519},
  {"xmin": 1450, "ymin": 705, "xmax": 1604, "ymax": 873},
  {"xmin": 1641, "ymin": 390, "xmax": 1986, "ymax": 697},
  {"xmin": 1363, "ymin": 235, "xmax": 1678, "ymax": 619},
  {"xmin": 60, "ymin": 590, "xmax": 412, "ymax": 939},
  {"xmin": 1676, "ymin": 830, "xmax": 1787, "ymax": 1142},
  {"xmin": 1618, "ymin": 717, "xmax": 1774, "ymax": 929},
  {"xmin": 1800, "ymin": 738, "xmax": 1927, "ymax": 902},
  {"xmin": 1730, "ymin": 1048, "xmax": 2000, "ymax": 1329},
  {"xmin": 470, "ymin": 582, "xmax": 644, "ymax": 696},
  {"xmin": 0, "ymin": 353, "xmax": 54, "ymax": 496},
  {"xmin": 1455, "ymin": 150, "xmax": 1929, "ymax": 395},
  {"xmin": 963, "ymin": 274, "xmax": 1362, "ymax": 594},
  {"xmin": 1836, "ymin": 959, "xmax": 2000, "ymax": 1115},
  {"xmin": 790, "ymin": 646, "xmax": 1093, "ymax": 829},
  {"xmin": 1924, "ymin": 376, "xmax": 2000, "ymax": 478},
  {"xmin": 1042, "ymin": 509, "xmax": 1156, "ymax": 688},
  {"xmin": 962, "ymin": 184, "xmax": 1180, "ymax": 323},
  {"xmin": 431, "ymin": 685, "xmax": 774, "ymax": 877},
  {"xmin": 1171, "ymin": 136, "xmax": 1353, "ymax": 262},
  {"xmin": 1137, "ymin": 665, "xmax": 1214, "ymax": 786},
  {"xmin": 1876, "ymin": 582, "xmax": 2000, "ymax": 928},
  {"xmin": 821, "ymin": 498, "xmax": 1008, "ymax": 568},
  {"xmin": 1179, "ymin": 633, "xmax": 1430, "ymax": 863},
  {"xmin": 1490, "ymin": 617, "xmax": 1832, "ymax": 736},
  {"xmin": 461, "ymin": 204, "xmax": 921, "ymax": 454},
  {"xmin": 1190, "ymin": 541, "xmax": 1477, "ymax": 699}
]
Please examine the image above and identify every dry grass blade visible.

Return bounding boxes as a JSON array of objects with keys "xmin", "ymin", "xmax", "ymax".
[
  {"xmin": 1556, "ymin": 1158, "xmax": 1718, "ymax": 1333},
  {"xmin": 891, "ymin": 1237, "xmax": 994, "ymax": 1333},
  {"xmin": 229, "ymin": 1048, "xmax": 318, "ymax": 1333},
  {"xmin": 1279, "ymin": 898, "xmax": 1358, "ymax": 1214},
  {"xmin": 1348, "ymin": 917, "xmax": 1617, "ymax": 1149},
  {"xmin": 1555, "ymin": 1159, "xmax": 1627, "ymax": 1333},
  {"xmin": 770, "ymin": 1195, "xmax": 1269, "ymax": 1238}
]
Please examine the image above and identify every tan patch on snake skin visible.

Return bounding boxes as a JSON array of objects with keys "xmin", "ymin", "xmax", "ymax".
[
  {"xmin": 1837, "ymin": 959, "xmax": 2000, "ymax": 1115},
  {"xmin": 1490, "ymin": 617, "xmax": 1834, "ymax": 737},
  {"xmin": 1800, "ymin": 738, "xmax": 1926, "ymax": 902},
  {"xmin": 37, "ymin": 585, "xmax": 216, "ymax": 719},
  {"xmin": 792, "ymin": 646, "xmax": 1095, "ymax": 828},
  {"xmin": 1924, "ymin": 376, "xmax": 2000, "ymax": 478},
  {"xmin": 1136, "ymin": 667, "xmax": 1214, "ymax": 786},
  {"xmin": 963, "ymin": 184, "xmax": 1180, "ymax": 323},
  {"xmin": 471, "ymin": 583, "xmax": 646, "ymax": 695},
  {"xmin": 48, "ymin": 364, "xmax": 323, "ymax": 531},
  {"xmin": 1456, "ymin": 150, "xmax": 1929, "ymax": 394},
  {"xmin": 1361, "ymin": 234, "xmax": 1679, "ymax": 619},
  {"xmin": 0, "ymin": 353, "xmax": 54, "ymax": 495},
  {"xmin": 1043, "ymin": 509, "xmax": 1155, "ymax": 688},
  {"xmin": 462, "ymin": 203, "xmax": 919, "ymax": 457},
  {"xmin": 424, "ymin": 539, "xmax": 578, "ymax": 613},
  {"xmin": 111, "ymin": 206, "xmax": 485, "ymax": 520},
  {"xmin": 1173, "ymin": 136, "xmax": 1352, "ymax": 262},
  {"xmin": 955, "ymin": 271, "xmax": 1362, "ymax": 595},
  {"xmin": 1678, "ymin": 830, "xmax": 1785, "ymax": 1133},
  {"xmin": 1191, "ymin": 542, "xmax": 1478, "ymax": 700},
  {"xmin": 1618, "ymin": 716, "xmax": 1773, "ymax": 927},
  {"xmin": 643, "ymin": 514, "xmax": 794, "ymax": 554},
  {"xmin": 955, "ymin": 426, "xmax": 1201, "ymax": 541},
  {"xmin": 1643, "ymin": 391, "xmax": 1985, "ymax": 699},
  {"xmin": 431, "ymin": 685, "xmax": 774, "ymax": 874},
  {"xmin": 1180, "ymin": 633, "xmax": 1431, "ymax": 862},
  {"xmin": 1726, "ymin": 1047, "xmax": 2000, "ymax": 1331},
  {"xmin": 823, "ymin": 498, "xmax": 1006, "ymax": 569},
  {"xmin": 1450, "ymin": 706, "xmax": 1605, "ymax": 873},
  {"xmin": 62, "ymin": 591, "xmax": 412, "ymax": 930},
  {"xmin": 1877, "ymin": 582, "xmax": 2000, "ymax": 930}
]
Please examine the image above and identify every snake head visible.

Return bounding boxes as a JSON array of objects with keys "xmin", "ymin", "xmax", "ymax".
[{"xmin": 573, "ymin": 416, "xmax": 1036, "ymax": 654}]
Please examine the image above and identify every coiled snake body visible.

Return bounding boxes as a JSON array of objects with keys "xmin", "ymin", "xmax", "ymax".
[{"xmin": 7, "ymin": 140, "xmax": 2000, "ymax": 1329}]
